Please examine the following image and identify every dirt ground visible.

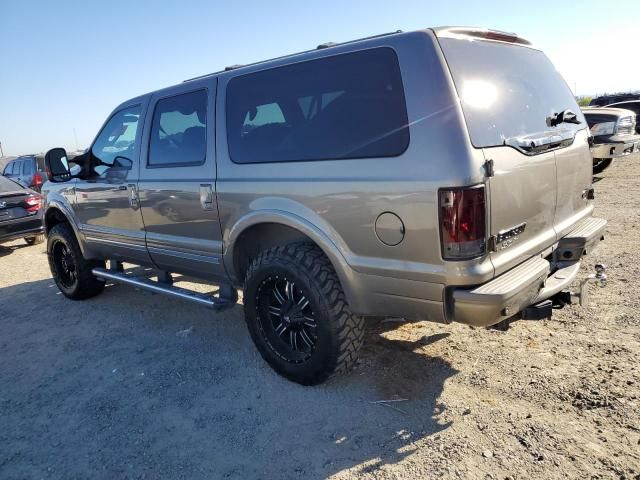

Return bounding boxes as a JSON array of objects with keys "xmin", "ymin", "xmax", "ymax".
[{"xmin": 1, "ymin": 156, "xmax": 639, "ymax": 480}]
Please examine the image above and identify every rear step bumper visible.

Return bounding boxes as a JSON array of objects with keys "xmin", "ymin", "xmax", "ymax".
[
  {"xmin": 451, "ymin": 216, "xmax": 607, "ymax": 326},
  {"xmin": 590, "ymin": 135, "xmax": 640, "ymax": 159},
  {"xmin": 92, "ymin": 268, "xmax": 238, "ymax": 311}
]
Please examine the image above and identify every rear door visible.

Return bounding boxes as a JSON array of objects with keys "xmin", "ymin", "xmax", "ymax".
[
  {"xmin": 553, "ymin": 130, "xmax": 592, "ymax": 237},
  {"xmin": 137, "ymin": 78, "xmax": 225, "ymax": 280},
  {"xmin": 438, "ymin": 35, "xmax": 589, "ymax": 274}
]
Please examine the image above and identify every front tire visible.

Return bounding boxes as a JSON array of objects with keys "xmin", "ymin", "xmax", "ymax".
[
  {"xmin": 243, "ymin": 243, "xmax": 364, "ymax": 385},
  {"xmin": 47, "ymin": 223, "xmax": 106, "ymax": 300},
  {"xmin": 593, "ymin": 158, "xmax": 613, "ymax": 174}
]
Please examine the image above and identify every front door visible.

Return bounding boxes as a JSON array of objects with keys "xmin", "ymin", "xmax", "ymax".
[
  {"xmin": 137, "ymin": 79, "xmax": 225, "ymax": 280},
  {"xmin": 74, "ymin": 102, "xmax": 152, "ymax": 265}
]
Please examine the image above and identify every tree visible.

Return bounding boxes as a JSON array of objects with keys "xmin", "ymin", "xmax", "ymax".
[{"xmin": 576, "ymin": 96, "xmax": 592, "ymax": 107}]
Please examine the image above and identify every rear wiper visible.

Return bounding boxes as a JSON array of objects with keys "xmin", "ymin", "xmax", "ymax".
[{"xmin": 547, "ymin": 109, "xmax": 582, "ymax": 127}]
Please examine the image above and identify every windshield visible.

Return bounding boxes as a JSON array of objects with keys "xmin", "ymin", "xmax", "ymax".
[{"xmin": 439, "ymin": 38, "xmax": 585, "ymax": 148}]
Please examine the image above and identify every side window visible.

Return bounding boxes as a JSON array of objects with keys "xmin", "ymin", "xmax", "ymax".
[
  {"xmin": 148, "ymin": 89, "xmax": 207, "ymax": 166},
  {"xmin": 23, "ymin": 158, "xmax": 35, "ymax": 176},
  {"xmin": 91, "ymin": 105, "xmax": 142, "ymax": 168},
  {"xmin": 36, "ymin": 156, "xmax": 46, "ymax": 172},
  {"xmin": 226, "ymin": 47, "xmax": 410, "ymax": 164},
  {"xmin": 14, "ymin": 160, "xmax": 23, "ymax": 175},
  {"xmin": 241, "ymin": 103, "xmax": 285, "ymax": 136}
]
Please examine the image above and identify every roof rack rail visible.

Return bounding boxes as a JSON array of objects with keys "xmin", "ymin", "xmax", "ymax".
[
  {"xmin": 317, "ymin": 42, "xmax": 337, "ymax": 49},
  {"xmin": 183, "ymin": 29, "xmax": 403, "ymax": 83}
]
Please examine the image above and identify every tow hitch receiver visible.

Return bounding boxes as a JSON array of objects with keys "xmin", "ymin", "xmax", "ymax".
[
  {"xmin": 573, "ymin": 263, "xmax": 607, "ymax": 306},
  {"xmin": 522, "ymin": 299, "xmax": 553, "ymax": 320}
]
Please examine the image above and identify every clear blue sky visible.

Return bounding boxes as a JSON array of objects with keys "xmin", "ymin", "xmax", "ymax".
[{"xmin": 1, "ymin": 0, "xmax": 638, "ymax": 156}]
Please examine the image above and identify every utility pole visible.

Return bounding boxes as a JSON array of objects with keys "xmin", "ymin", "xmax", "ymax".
[{"xmin": 0, "ymin": 141, "xmax": 4, "ymax": 158}]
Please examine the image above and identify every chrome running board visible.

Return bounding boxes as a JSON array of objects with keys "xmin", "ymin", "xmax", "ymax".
[{"xmin": 92, "ymin": 268, "xmax": 238, "ymax": 311}]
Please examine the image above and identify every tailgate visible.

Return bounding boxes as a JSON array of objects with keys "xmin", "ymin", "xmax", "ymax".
[
  {"xmin": 554, "ymin": 129, "xmax": 592, "ymax": 237},
  {"xmin": 484, "ymin": 146, "xmax": 558, "ymax": 275}
]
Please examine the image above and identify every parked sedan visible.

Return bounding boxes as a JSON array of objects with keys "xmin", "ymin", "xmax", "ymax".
[
  {"xmin": 0, "ymin": 175, "xmax": 44, "ymax": 246},
  {"xmin": 581, "ymin": 107, "xmax": 640, "ymax": 174}
]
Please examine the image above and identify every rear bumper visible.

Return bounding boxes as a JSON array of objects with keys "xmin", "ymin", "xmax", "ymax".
[
  {"xmin": 451, "ymin": 217, "xmax": 606, "ymax": 326},
  {"xmin": 0, "ymin": 215, "xmax": 44, "ymax": 244},
  {"xmin": 590, "ymin": 134, "xmax": 640, "ymax": 160}
]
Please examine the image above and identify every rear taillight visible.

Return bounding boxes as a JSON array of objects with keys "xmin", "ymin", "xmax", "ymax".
[
  {"xmin": 32, "ymin": 172, "xmax": 44, "ymax": 189},
  {"xmin": 23, "ymin": 194, "xmax": 42, "ymax": 214},
  {"xmin": 439, "ymin": 185, "xmax": 486, "ymax": 260}
]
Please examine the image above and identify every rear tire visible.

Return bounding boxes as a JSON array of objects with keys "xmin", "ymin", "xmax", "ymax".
[
  {"xmin": 593, "ymin": 158, "xmax": 613, "ymax": 174},
  {"xmin": 25, "ymin": 234, "xmax": 45, "ymax": 246},
  {"xmin": 47, "ymin": 223, "xmax": 106, "ymax": 300},
  {"xmin": 243, "ymin": 243, "xmax": 364, "ymax": 385}
]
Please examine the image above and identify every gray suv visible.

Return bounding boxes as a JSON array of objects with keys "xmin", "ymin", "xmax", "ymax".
[{"xmin": 42, "ymin": 27, "xmax": 606, "ymax": 384}]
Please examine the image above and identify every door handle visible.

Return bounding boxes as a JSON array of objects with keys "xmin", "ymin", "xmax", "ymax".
[
  {"xmin": 200, "ymin": 184, "xmax": 214, "ymax": 211},
  {"xmin": 128, "ymin": 184, "xmax": 139, "ymax": 210},
  {"xmin": 118, "ymin": 185, "xmax": 127, "ymax": 191}
]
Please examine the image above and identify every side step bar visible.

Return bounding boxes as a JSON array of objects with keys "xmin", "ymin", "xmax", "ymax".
[{"xmin": 92, "ymin": 268, "xmax": 238, "ymax": 311}]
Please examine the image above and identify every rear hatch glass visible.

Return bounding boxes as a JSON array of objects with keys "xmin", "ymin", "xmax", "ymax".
[{"xmin": 438, "ymin": 38, "xmax": 585, "ymax": 147}]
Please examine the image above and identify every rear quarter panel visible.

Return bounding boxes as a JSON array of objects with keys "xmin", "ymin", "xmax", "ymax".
[{"xmin": 215, "ymin": 30, "xmax": 487, "ymax": 293}]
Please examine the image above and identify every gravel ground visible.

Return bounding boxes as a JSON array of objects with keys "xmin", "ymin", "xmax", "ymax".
[{"xmin": 1, "ymin": 156, "xmax": 639, "ymax": 479}]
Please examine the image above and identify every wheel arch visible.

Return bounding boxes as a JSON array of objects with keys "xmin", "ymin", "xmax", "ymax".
[
  {"xmin": 43, "ymin": 203, "xmax": 87, "ymax": 256},
  {"xmin": 224, "ymin": 211, "xmax": 358, "ymax": 308}
]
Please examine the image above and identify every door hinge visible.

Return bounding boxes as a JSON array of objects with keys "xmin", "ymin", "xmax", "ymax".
[
  {"xmin": 484, "ymin": 159, "xmax": 495, "ymax": 178},
  {"xmin": 487, "ymin": 235, "xmax": 497, "ymax": 252}
]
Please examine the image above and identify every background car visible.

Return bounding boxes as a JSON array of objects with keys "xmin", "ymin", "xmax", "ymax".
[
  {"xmin": 0, "ymin": 175, "xmax": 44, "ymax": 246},
  {"xmin": 605, "ymin": 100, "xmax": 640, "ymax": 134},
  {"xmin": 1, "ymin": 154, "xmax": 47, "ymax": 192},
  {"xmin": 589, "ymin": 92, "xmax": 640, "ymax": 106},
  {"xmin": 581, "ymin": 107, "xmax": 640, "ymax": 173}
]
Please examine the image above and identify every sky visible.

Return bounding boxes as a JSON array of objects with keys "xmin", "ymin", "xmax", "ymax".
[{"xmin": 1, "ymin": 0, "xmax": 638, "ymax": 156}]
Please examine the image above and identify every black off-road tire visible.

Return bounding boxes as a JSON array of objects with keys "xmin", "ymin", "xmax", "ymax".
[
  {"xmin": 593, "ymin": 158, "xmax": 613, "ymax": 174},
  {"xmin": 243, "ymin": 243, "xmax": 365, "ymax": 385},
  {"xmin": 47, "ymin": 223, "xmax": 106, "ymax": 300},
  {"xmin": 25, "ymin": 234, "xmax": 45, "ymax": 245}
]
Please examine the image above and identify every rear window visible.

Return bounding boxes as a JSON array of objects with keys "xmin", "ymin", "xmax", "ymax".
[
  {"xmin": 439, "ymin": 38, "xmax": 584, "ymax": 148},
  {"xmin": 226, "ymin": 47, "xmax": 409, "ymax": 164},
  {"xmin": 0, "ymin": 175, "xmax": 22, "ymax": 192}
]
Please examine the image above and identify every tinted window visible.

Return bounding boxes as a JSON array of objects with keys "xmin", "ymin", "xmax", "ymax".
[
  {"xmin": 36, "ymin": 156, "xmax": 46, "ymax": 172},
  {"xmin": 148, "ymin": 90, "xmax": 207, "ymax": 166},
  {"xmin": 439, "ymin": 39, "xmax": 585, "ymax": 148},
  {"xmin": 23, "ymin": 158, "xmax": 35, "ymax": 175},
  {"xmin": 226, "ymin": 47, "xmax": 409, "ymax": 163},
  {"xmin": 92, "ymin": 106, "xmax": 142, "ymax": 166}
]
